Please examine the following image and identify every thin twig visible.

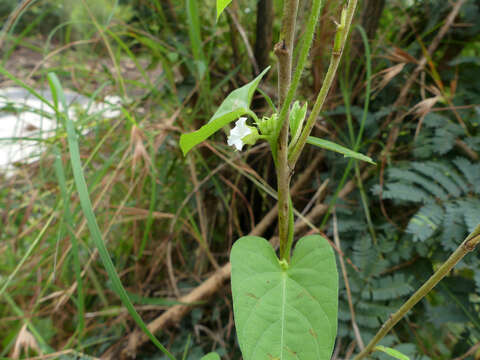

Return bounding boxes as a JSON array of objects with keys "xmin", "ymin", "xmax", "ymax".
[
  {"xmin": 333, "ymin": 212, "xmax": 364, "ymax": 351},
  {"xmin": 453, "ymin": 341, "xmax": 480, "ymax": 360},
  {"xmin": 300, "ymin": 178, "xmax": 329, "ymax": 216},
  {"xmin": 354, "ymin": 224, "xmax": 480, "ymax": 360},
  {"xmin": 455, "ymin": 138, "xmax": 479, "ymax": 161},
  {"xmin": 226, "ymin": 8, "xmax": 259, "ymax": 74},
  {"xmin": 166, "ymin": 242, "xmax": 180, "ymax": 298}
]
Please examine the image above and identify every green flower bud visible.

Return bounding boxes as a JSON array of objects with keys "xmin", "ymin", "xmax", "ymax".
[
  {"xmin": 241, "ymin": 126, "xmax": 260, "ymax": 146},
  {"xmin": 258, "ymin": 114, "xmax": 278, "ymax": 136}
]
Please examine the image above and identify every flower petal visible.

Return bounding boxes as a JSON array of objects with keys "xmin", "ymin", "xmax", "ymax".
[{"xmin": 227, "ymin": 117, "xmax": 252, "ymax": 151}]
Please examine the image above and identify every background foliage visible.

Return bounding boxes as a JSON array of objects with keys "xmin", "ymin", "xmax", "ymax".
[{"xmin": 0, "ymin": 0, "xmax": 479, "ymax": 359}]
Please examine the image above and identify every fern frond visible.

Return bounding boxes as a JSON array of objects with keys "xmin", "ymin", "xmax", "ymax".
[
  {"xmin": 337, "ymin": 300, "xmax": 351, "ymax": 322},
  {"xmin": 453, "ymin": 157, "xmax": 480, "ymax": 194},
  {"xmin": 423, "ymin": 112, "xmax": 449, "ymax": 128},
  {"xmin": 475, "ymin": 270, "xmax": 480, "ymax": 294},
  {"xmin": 432, "ymin": 127, "xmax": 456, "ymax": 155},
  {"xmin": 353, "ymin": 235, "xmax": 379, "ymax": 275},
  {"xmin": 389, "ymin": 166, "xmax": 449, "ymax": 200},
  {"xmin": 442, "ymin": 202, "xmax": 467, "ymax": 251},
  {"xmin": 376, "ymin": 182, "xmax": 431, "ymax": 203},
  {"xmin": 355, "ymin": 313, "xmax": 381, "ymax": 328},
  {"xmin": 458, "ymin": 198, "xmax": 480, "ymax": 233},
  {"xmin": 414, "ymin": 162, "xmax": 463, "ymax": 197},
  {"xmin": 371, "ymin": 274, "xmax": 414, "ymax": 301},
  {"xmin": 356, "ymin": 301, "xmax": 395, "ymax": 319},
  {"xmin": 429, "ymin": 162, "xmax": 468, "ymax": 194},
  {"xmin": 337, "ymin": 217, "xmax": 367, "ymax": 233},
  {"xmin": 411, "ymin": 162, "xmax": 458, "ymax": 200},
  {"xmin": 406, "ymin": 203, "xmax": 444, "ymax": 242}
]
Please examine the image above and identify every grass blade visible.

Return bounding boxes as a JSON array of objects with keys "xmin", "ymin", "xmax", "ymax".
[
  {"xmin": 47, "ymin": 72, "xmax": 176, "ymax": 360},
  {"xmin": 0, "ymin": 213, "xmax": 55, "ymax": 298},
  {"xmin": 53, "ymin": 146, "xmax": 85, "ymax": 337}
]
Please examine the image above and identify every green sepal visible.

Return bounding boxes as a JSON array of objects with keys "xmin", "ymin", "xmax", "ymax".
[
  {"xmin": 258, "ymin": 114, "xmax": 277, "ymax": 136},
  {"xmin": 241, "ymin": 126, "xmax": 260, "ymax": 146}
]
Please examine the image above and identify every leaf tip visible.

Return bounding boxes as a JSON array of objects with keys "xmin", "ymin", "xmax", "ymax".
[
  {"xmin": 366, "ymin": 156, "xmax": 376, "ymax": 165},
  {"xmin": 216, "ymin": 0, "xmax": 233, "ymax": 21},
  {"xmin": 179, "ymin": 134, "xmax": 191, "ymax": 157}
]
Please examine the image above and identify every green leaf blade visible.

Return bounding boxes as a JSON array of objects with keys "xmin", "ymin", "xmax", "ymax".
[
  {"xmin": 306, "ymin": 136, "xmax": 375, "ymax": 165},
  {"xmin": 201, "ymin": 353, "xmax": 221, "ymax": 360},
  {"xmin": 216, "ymin": 0, "xmax": 233, "ymax": 20},
  {"xmin": 180, "ymin": 66, "xmax": 270, "ymax": 156},
  {"xmin": 179, "ymin": 108, "xmax": 248, "ymax": 155},
  {"xmin": 375, "ymin": 345, "xmax": 410, "ymax": 360},
  {"xmin": 231, "ymin": 235, "xmax": 338, "ymax": 360}
]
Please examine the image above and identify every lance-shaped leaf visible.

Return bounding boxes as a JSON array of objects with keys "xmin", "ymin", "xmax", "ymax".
[
  {"xmin": 289, "ymin": 101, "xmax": 308, "ymax": 149},
  {"xmin": 375, "ymin": 345, "xmax": 410, "ymax": 360},
  {"xmin": 231, "ymin": 235, "xmax": 338, "ymax": 360},
  {"xmin": 180, "ymin": 66, "xmax": 270, "ymax": 156},
  {"xmin": 201, "ymin": 352, "xmax": 221, "ymax": 360},
  {"xmin": 306, "ymin": 136, "xmax": 375, "ymax": 165},
  {"xmin": 216, "ymin": 0, "xmax": 233, "ymax": 20}
]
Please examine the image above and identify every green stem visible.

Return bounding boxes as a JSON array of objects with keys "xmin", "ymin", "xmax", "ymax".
[
  {"xmin": 354, "ymin": 224, "xmax": 480, "ymax": 360},
  {"xmin": 275, "ymin": 0, "xmax": 324, "ymax": 142},
  {"xmin": 284, "ymin": 195, "xmax": 295, "ymax": 261},
  {"xmin": 276, "ymin": 0, "xmax": 324, "ymax": 260},
  {"xmin": 289, "ymin": 0, "xmax": 358, "ymax": 168},
  {"xmin": 276, "ymin": 0, "xmax": 298, "ymax": 260},
  {"xmin": 276, "ymin": 0, "xmax": 299, "ymax": 105}
]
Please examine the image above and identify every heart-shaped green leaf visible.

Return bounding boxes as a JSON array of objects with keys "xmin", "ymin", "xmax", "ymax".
[
  {"xmin": 201, "ymin": 352, "xmax": 221, "ymax": 360},
  {"xmin": 216, "ymin": 0, "xmax": 233, "ymax": 20},
  {"xmin": 180, "ymin": 66, "xmax": 270, "ymax": 156},
  {"xmin": 231, "ymin": 235, "xmax": 338, "ymax": 360},
  {"xmin": 306, "ymin": 136, "xmax": 375, "ymax": 165}
]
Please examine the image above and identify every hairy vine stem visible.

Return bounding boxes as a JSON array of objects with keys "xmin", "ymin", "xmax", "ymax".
[
  {"xmin": 289, "ymin": 0, "xmax": 358, "ymax": 168},
  {"xmin": 275, "ymin": 0, "xmax": 358, "ymax": 260},
  {"xmin": 276, "ymin": 0, "xmax": 298, "ymax": 105},
  {"xmin": 354, "ymin": 224, "xmax": 480, "ymax": 359},
  {"xmin": 275, "ymin": 0, "xmax": 327, "ymax": 260},
  {"xmin": 275, "ymin": 0, "xmax": 298, "ymax": 260}
]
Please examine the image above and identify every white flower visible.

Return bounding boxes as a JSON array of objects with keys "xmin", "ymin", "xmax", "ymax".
[{"xmin": 227, "ymin": 117, "xmax": 252, "ymax": 151}]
